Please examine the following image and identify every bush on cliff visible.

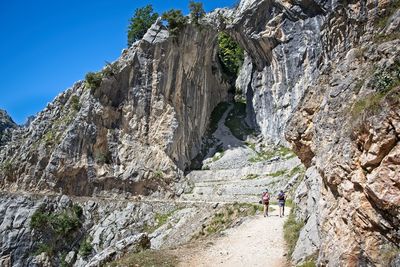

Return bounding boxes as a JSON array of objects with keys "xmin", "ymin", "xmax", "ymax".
[
  {"xmin": 218, "ymin": 32, "xmax": 244, "ymax": 77},
  {"xmin": 189, "ymin": 1, "xmax": 205, "ymax": 25},
  {"xmin": 30, "ymin": 204, "xmax": 84, "ymax": 257},
  {"xmin": 85, "ymin": 71, "xmax": 103, "ymax": 90},
  {"xmin": 162, "ymin": 9, "xmax": 188, "ymax": 38},
  {"xmin": 127, "ymin": 5, "xmax": 159, "ymax": 47}
]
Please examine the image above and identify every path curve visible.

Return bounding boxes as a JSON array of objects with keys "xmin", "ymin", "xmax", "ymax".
[{"xmin": 178, "ymin": 205, "xmax": 289, "ymax": 267}]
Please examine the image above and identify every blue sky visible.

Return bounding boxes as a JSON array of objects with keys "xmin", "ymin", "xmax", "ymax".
[{"xmin": 0, "ymin": 0, "xmax": 236, "ymax": 124}]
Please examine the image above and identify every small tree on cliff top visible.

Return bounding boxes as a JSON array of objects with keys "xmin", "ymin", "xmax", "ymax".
[
  {"xmin": 189, "ymin": 1, "xmax": 206, "ymax": 25},
  {"xmin": 161, "ymin": 9, "xmax": 188, "ymax": 38},
  {"xmin": 127, "ymin": 5, "xmax": 159, "ymax": 47}
]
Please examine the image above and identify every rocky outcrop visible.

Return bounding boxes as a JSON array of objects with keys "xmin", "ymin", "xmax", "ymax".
[
  {"xmin": 217, "ymin": 0, "xmax": 400, "ymax": 265},
  {"xmin": 0, "ymin": 20, "xmax": 229, "ymax": 197},
  {"xmin": 0, "ymin": 0, "xmax": 399, "ymax": 266},
  {"xmin": 284, "ymin": 3, "xmax": 400, "ymax": 266},
  {"xmin": 0, "ymin": 192, "xmax": 203, "ymax": 266},
  {"xmin": 0, "ymin": 109, "xmax": 17, "ymax": 147},
  {"xmin": 228, "ymin": 0, "xmax": 324, "ymax": 144}
]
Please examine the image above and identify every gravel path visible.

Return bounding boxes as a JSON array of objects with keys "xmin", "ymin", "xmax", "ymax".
[{"xmin": 178, "ymin": 205, "xmax": 289, "ymax": 267}]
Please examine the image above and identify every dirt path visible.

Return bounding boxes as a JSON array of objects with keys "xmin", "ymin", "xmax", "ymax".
[{"xmin": 177, "ymin": 205, "xmax": 289, "ymax": 267}]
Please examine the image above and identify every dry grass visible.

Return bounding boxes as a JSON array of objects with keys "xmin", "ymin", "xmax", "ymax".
[{"xmin": 107, "ymin": 249, "xmax": 178, "ymax": 267}]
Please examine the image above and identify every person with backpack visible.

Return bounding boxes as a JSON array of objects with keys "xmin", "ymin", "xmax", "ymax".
[
  {"xmin": 277, "ymin": 190, "xmax": 286, "ymax": 217},
  {"xmin": 261, "ymin": 189, "xmax": 270, "ymax": 217}
]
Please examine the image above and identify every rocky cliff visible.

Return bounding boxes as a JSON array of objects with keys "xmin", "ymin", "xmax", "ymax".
[
  {"xmin": 0, "ymin": 20, "xmax": 229, "ymax": 197},
  {"xmin": 0, "ymin": 109, "xmax": 17, "ymax": 147},
  {"xmin": 0, "ymin": 0, "xmax": 399, "ymax": 266},
  {"xmin": 222, "ymin": 0, "xmax": 400, "ymax": 265}
]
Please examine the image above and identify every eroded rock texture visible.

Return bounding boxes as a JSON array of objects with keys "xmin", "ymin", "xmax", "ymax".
[
  {"xmin": 0, "ymin": 109, "xmax": 17, "ymax": 147},
  {"xmin": 0, "ymin": 0, "xmax": 399, "ymax": 266},
  {"xmin": 220, "ymin": 0, "xmax": 400, "ymax": 265},
  {"xmin": 0, "ymin": 20, "xmax": 229, "ymax": 197}
]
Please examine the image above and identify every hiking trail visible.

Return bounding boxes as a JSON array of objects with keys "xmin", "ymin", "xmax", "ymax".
[{"xmin": 176, "ymin": 205, "xmax": 290, "ymax": 267}]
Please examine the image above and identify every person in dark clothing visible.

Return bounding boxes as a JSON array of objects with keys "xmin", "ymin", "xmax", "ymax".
[{"xmin": 277, "ymin": 190, "xmax": 286, "ymax": 217}]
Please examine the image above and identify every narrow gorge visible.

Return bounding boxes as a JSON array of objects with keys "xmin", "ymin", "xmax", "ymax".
[{"xmin": 0, "ymin": 0, "xmax": 399, "ymax": 266}]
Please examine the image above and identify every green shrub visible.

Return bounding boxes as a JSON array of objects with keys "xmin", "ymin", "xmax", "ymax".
[
  {"xmin": 189, "ymin": 1, "xmax": 205, "ymax": 25},
  {"xmin": 79, "ymin": 237, "xmax": 93, "ymax": 257},
  {"xmin": 31, "ymin": 206, "xmax": 82, "ymax": 236},
  {"xmin": 85, "ymin": 72, "xmax": 103, "ymax": 90},
  {"xmin": 161, "ymin": 9, "xmax": 188, "ymax": 38},
  {"xmin": 352, "ymin": 63, "xmax": 400, "ymax": 118},
  {"xmin": 30, "ymin": 208, "xmax": 50, "ymax": 229},
  {"xmin": 51, "ymin": 211, "xmax": 80, "ymax": 236},
  {"xmin": 284, "ymin": 208, "xmax": 304, "ymax": 258},
  {"xmin": 218, "ymin": 32, "xmax": 244, "ymax": 77},
  {"xmin": 30, "ymin": 204, "xmax": 84, "ymax": 260},
  {"xmin": 127, "ymin": 5, "xmax": 159, "ymax": 46},
  {"xmin": 72, "ymin": 204, "xmax": 83, "ymax": 217},
  {"xmin": 70, "ymin": 95, "xmax": 80, "ymax": 111}
]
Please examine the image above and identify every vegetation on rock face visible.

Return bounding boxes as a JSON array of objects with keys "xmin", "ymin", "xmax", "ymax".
[
  {"xmin": 70, "ymin": 95, "xmax": 80, "ymax": 112},
  {"xmin": 127, "ymin": 5, "xmax": 159, "ymax": 47},
  {"xmin": 352, "ymin": 62, "xmax": 400, "ymax": 118},
  {"xmin": 162, "ymin": 9, "xmax": 188, "ymax": 38},
  {"xmin": 283, "ymin": 207, "xmax": 304, "ymax": 259},
  {"xmin": 189, "ymin": 1, "xmax": 206, "ymax": 25},
  {"xmin": 218, "ymin": 32, "xmax": 244, "ymax": 78},
  {"xmin": 30, "ymin": 204, "xmax": 84, "ymax": 258},
  {"xmin": 266, "ymin": 169, "xmax": 288, "ymax": 177},
  {"xmin": 85, "ymin": 71, "xmax": 103, "ymax": 90},
  {"xmin": 249, "ymin": 145, "xmax": 296, "ymax": 163},
  {"xmin": 79, "ymin": 236, "xmax": 93, "ymax": 257},
  {"xmin": 143, "ymin": 209, "xmax": 179, "ymax": 234},
  {"xmin": 374, "ymin": 0, "xmax": 400, "ymax": 29}
]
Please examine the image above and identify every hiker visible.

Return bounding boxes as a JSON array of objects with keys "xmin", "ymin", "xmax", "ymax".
[
  {"xmin": 277, "ymin": 190, "xmax": 286, "ymax": 217},
  {"xmin": 261, "ymin": 189, "xmax": 270, "ymax": 217}
]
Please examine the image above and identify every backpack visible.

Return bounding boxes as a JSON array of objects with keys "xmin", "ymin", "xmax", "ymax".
[
  {"xmin": 278, "ymin": 192, "xmax": 285, "ymax": 201},
  {"xmin": 262, "ymin": 192, "xmax": 270, "ymax": 202}
]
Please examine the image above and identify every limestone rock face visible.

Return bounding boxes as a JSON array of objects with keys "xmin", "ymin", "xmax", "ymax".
[
  {"xmin": 0, "ymin": 20, "xmax": 229, "ymax": 197},
  {"xmin": 0, "ymin": 192, "xmax": 176, "ymax": 266},
  {"xmin": 0, "ymin": 109, "xmax": 17, "ymax": 147},
  {"xmin": 222, "ymin": 0, "xmax": 400, "ymax": 265},
  {"xmin": 230, "ymin": 0, "xmax": 324, "ymax": 144},
  {"xmin": 283, "ymin": 4, "xmax": 400, "ymax": 267}
]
